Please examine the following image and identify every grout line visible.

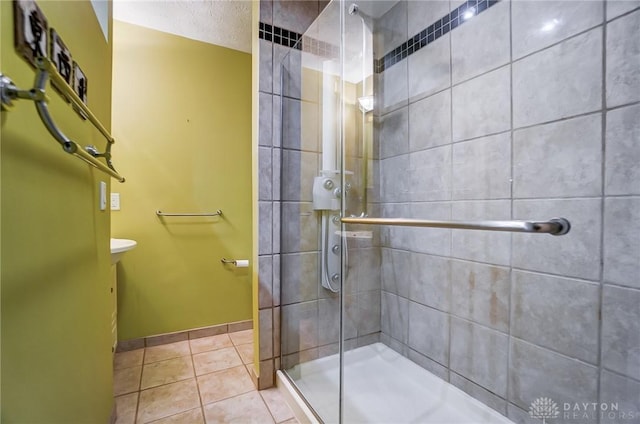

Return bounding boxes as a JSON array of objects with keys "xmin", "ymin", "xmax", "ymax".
[
  {"xmin": 511, "ymin": 335, "xmax": 601, "ymax": 369},
  {"xmin": 596, "ymin": 3, "xmax": 608, "ymax": 422},
  {"xmin": 257, "ymin": 389, "xmax": 280, "ymax": 424},
  {"xmin": 446, "ymin": 0, "xmax": 455, "ymax": 383},
  {"xmin": 605, "ymin": 4, "xmax": 640, "ymax": 23},
  {"xmin": 189, "ymin": 342, "xmax": 205, "ymax": 411}
]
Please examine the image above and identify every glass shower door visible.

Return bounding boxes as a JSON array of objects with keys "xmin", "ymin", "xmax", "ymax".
[
  {"xmin": 278, "ymin": 2, "xmax": 344, "ymax": 422},
  {"xmin": 338, "ymin": 0, "xmax": 640, "ymax": 423}
]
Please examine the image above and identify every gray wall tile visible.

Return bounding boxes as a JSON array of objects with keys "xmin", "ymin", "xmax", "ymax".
[
  {"xmin": 318, "ymin": 297, "xmax": 351, "ymax": 346},
  {"xmin": 509, "ymin": 338, "xmax": 598, "ymax": 409},
  {"xmin": 410, "ymin": 253, "xmax": 451, "ymax": 313},
  {"xmin": 378, "ymin": 106, "xmax": 409, "ymax": 159},
  {"xmin": 273, "ymin": 0, "xmax": 318, "ymax": 39},
  {"xmin": 607, "ymin": 0, "xmax": 640, "ymax": 20},
  {"xmin": 451, "ymin": 261, "xmax": 510, "ymax": 332},
  {"xmin": 260, "ymin": 0, "xmax": 272, "ymax": 24},
  {"xmin": 605, "ymin": 103, "xmax": 640, "ymax": 196},
  {"xmin": 452, "ymin": 65, "xmax": 511, "ymax": 142},
  {"xmin": 281, "ymin": 97, "xmax": 300, "ymax": 149},
  {"xmin": 281, "ymin": 301, "xmax": 319, "ymax": 355},
  {"xmin": 273, "ymin": 254, "xmax": 281, "ymax": 307},
  {"xmin": 259, "ymin": 93, "xmax": 273, "ymax": 147},
  {"xmin": 381, "ymin": 291, "xmax": 409, "ymax": 344},
  {"xmin": 452, "ymin": 132, "xmax": 512, "ymax": 200},
  {"xmin": 259, "ymin": 255, "xmax": 273, "ymax": 309},
  {"xmin": 450, "ymin": 373, "xmax": 508, "ymax": 415},
  {"xmin": 273, "ymin": 306, "xmax": 281, "ymax": 357},
  {"xmin": 408, "ymin": 302, "xmax": 449, "ymax": 365},
  {"xmin": 450, "ymin": 318, "xmax": 509, "ymax": 397},
  {"xmin": 259, "ymin": 40, "xmax": 273, "ymax": 94},
  {"xmin": 272, "ymin": 202, "xmax": 281, "ymax": 254},
  {"xmin": 380, "ymin": 60, "xmax": 409, "ymax": 114},
  {"xmin": 380, "ymin": 333, "xmax": 409, "ymax": 357},
  {"xmin": 408, "ymin": 35, "xmax": 451, "ymax": 103},
  {"xmin": 512, "ymin": 198, "xmax": 602, "ymax": 280},
  {"xmin": 602, "ymin": 285, "xmax": 640, "ymax": 380},
  {"xmin": 281, "ymin": 99, "xmax": 319, "ymax": 151},
  {"xmin": 259, "ymin": 147, "xmax": 273, "ymax": 201},
  {"xmin": 409, "ymin": 202, "xmax": 452, "ymax": 256},
  {"xmin": 380, "ymin": 154, "xmax": 410, "ymax": 202},
  {"xmin": 603, "ymin": 197, "xmax": 640, "ymax": 288},
  {"xmin": 451, "ymin": 1, "xmax": 510, "ymax": 84},
  {"xmin": 451, "ymin": 200, "xmax": 511, "ymax": 266},
  {"xmin": 374, "ymin": 1, "xmax": 408, "ymax": 57},
  {"xmin": 606, "ymin": 9, "xmax": 640, "ymax": 107},
  {"xmin": 409, "ymin": 145, "xmax": 452, "ymax": 201},
  {"xmin": 600, "ymin": 370, "xmax": 640, "ymax": 422},
  {"xmin": 512, "ymin": 0, "xmax": 603, "ymax": 59},
  {"xmin": 272, "ymin": 148, "xmax": 281, "ymax": 201},
  {"xmin": 274, "ymin": 45, "xmax": 300, "ymax": 98},
  {"xmin": 259, "ymin": 202, "xmax": 273, "ymax": 255},
  {"xmin": 280, "ymin": 252, "xmax": 319, "ymax": 305},
  {"xmin": 272, "ymin": 95, "xmax": 281, "ymax": 147},
  {"xmin": 513, "ymin": 113, "xmax": 602, "ymax": 198},
  {"xmin": 511, "ymin": 271, "xmax": 600, "ymax": 364},
  {"xmin": 380, "ymin": 202, "xmax": 413, "ymax": 251},
  {"xmin": 357, "ymin": 332, "xmax": 381, "ymax": 348},
  {"xmin": 408, "ymin": 348, "xmax": 449, "ymax": 381},
  {"xmin": 356, "ymin": 290, "xmax": 381, "ymax": 336},
  {"xmin": 281, "ymin": 202, "xmax": 318, "ymax": 253},
  {"xmin": 281, "ymin": 149, "xmax": 318, "ymax": 201},
  {"xmin": 259, "ymin": 308, "xmax": 274, "ymax": 359},
  {"xmin": 408, "ymin": 89, "xmax": 452, "ymax": 152},
  {"xmin": 513, "ymin": 28, "xmax": 602, "ymax": 128},
  {"xmin": 354, "ymin": 247, "xmax": 382, "ymax": 292},
  {"xmin": 381, "ymin": 248, "xmax": 411, "ymax": 298},
  {"xmin": 506, "ymin": 404, "xmax": 531, "ymax": 424},
  {"xmin": 407, "ymin": 0, "xmax": 449, "ymax": 37}
]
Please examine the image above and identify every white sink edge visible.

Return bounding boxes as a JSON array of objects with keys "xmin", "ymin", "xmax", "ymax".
[{"xmin": 110, "ymin": 238, "xmax": 137, "ymax": 264}]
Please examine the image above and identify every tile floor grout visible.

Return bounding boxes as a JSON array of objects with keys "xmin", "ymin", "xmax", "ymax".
[{"xmin": 113, "ymin": 330, "xmax": 296, "ymax": 424}]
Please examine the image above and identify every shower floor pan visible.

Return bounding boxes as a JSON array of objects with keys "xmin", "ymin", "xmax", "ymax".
[{"xmin": 283, "ymin": 342, "xmax": 513, "ymax": 424}]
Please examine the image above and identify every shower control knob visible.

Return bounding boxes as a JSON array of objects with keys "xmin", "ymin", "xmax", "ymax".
[
  {"xmin": 331, "ymin": 273, "xmax": 340, "ymax": 282},
  {"xmin": 323, "ymin": 179, "xmax": 334, "ymax": 190},
  {"xmin": 332, "ymin": 244, "xmax": 340, "ymax": 254},
  {"xmin": 333, "ymin": 188, "xmax": 342, "ymax": 198}
]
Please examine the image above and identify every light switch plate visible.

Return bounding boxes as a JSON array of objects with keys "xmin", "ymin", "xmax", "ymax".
[{"xmin": 110, "ymin": 193, "xmax": 120, "ymax": 210}]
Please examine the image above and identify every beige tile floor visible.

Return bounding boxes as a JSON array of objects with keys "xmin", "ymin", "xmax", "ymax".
[{"xmin": 114, "ymin": 330, "xmax": 298, "ymax": 424}]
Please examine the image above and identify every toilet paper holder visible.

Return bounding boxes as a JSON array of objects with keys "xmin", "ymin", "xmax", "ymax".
[{"xmin": 221, "ymin": 258, "xmax": 249, "ymax": 267}]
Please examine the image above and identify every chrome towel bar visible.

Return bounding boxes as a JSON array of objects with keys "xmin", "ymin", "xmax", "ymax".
[
  {"xmin": 341, "ymin": 217, "xmax": 571, "ymax": 236},
  {"xmin": 156, "ymin": 210, "xmax": 223, "ymax": 217},
  {"xmin": 1, "ymin": 58, "xmax": 124, "ymax": 182}
]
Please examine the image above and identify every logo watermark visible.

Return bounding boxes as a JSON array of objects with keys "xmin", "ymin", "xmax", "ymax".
[
  {"xmin": 529, "ymin": 397, "xmax": 640, "ymax": 422},
  {"xmin": 529, "ymin": 398, "xmax": 560, "ymax": 423}
]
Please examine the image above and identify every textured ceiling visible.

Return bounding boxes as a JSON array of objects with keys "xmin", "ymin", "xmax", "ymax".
[{"xmin": 113, "ymin": 0, "xmax": 252, "ymax": 53}]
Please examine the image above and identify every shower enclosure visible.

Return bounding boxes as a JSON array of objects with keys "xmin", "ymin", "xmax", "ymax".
[{"xmin": 276, "ymin": 0, "xmax": 640, "ymax": 422}]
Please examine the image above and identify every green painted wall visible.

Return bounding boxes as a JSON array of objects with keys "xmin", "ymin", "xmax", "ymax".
[
  {"xmin": 111, "ymin": 21, "xmax": 253, "ymax": 340},
  {"xmin": 1, "ymin": 1, "xmax": 115, "ymax": 422}
]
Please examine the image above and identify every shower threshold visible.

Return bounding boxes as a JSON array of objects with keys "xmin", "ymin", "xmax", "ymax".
[{"xmin": 280, "ymin": 342, "xmax": 514, "ymax": 424}]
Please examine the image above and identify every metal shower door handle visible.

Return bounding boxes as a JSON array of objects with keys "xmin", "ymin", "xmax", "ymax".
[{"xmin": 340, "ymin": 217, "xmax": 571, "ymax": 236}]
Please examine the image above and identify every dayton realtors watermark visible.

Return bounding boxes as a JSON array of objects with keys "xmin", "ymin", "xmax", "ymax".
[
  {"xmin": 563, "ymin": 402, "xmax": 638, "ymax": 421},
  {"xmin": 530, "ymin": 398, "xmax": 639, "ymax": 422}
]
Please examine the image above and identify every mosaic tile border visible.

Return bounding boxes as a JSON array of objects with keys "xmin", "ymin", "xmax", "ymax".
[
  {"xmin": 259, "ymin": 22, "xmax": 340, "ymax": 59},
  {"xmin": 259, "ymin": 22, "xmax": 302, "ymax": 48},
  {"xmin": 260, "ymin": 0, "xmax": 499, "ymax": 72},
  {"xmin": 376, "ymin": 0, "xmax": 500, "ymax": 73}
]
